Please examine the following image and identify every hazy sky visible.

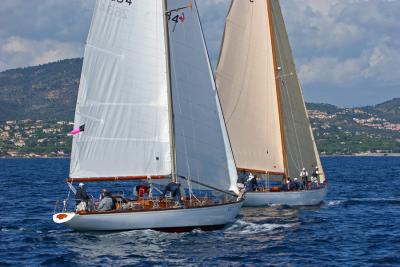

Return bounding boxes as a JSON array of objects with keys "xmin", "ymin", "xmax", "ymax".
[{"xmin": 0, "ymin": 0, "xmax": 399, "ymax": 107}]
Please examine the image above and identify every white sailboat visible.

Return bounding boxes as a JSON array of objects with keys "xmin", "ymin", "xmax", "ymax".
[
  {"xmin": 53, "ymin": 0, "xmax": 242, "ymax": 231},
  {"xmin": 215, "ymin": 0, "xmax": 327, "ymax": 206}
]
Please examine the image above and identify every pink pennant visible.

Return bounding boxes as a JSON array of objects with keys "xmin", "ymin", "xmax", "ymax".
[
  {"xmin": 67, "ymin": 128, "xmax": 81, "ymax": 136},
  {"xmin": 67, "ymin": 124, "xmax": 85, "ymax": 136}
]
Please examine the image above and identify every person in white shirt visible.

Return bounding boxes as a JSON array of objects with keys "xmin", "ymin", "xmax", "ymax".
[{"xmin": 300, "ymin": 167, "xmax": 308, "ymax": 190}]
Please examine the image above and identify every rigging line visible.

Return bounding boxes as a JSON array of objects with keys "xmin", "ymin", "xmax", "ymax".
[
  {"xmin": 224, "ymin": 2, "xmax": 255, "ymax": 123},
  {"xmin": 271, "ymin": 3, "xmax": 303, "ymax": 172}
]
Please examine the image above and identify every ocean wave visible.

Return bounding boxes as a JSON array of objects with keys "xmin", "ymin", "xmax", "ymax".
[
  {"xmin": 325, "ymin": 197, "xmax": 400, "ymax": 207},
  {"xmin": 1, "ymin": 227, "xmax": 26, "ymax": 232}
]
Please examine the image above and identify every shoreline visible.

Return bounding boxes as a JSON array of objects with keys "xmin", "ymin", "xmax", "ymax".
[{"xmin": 2, "ymin": 154, "xmax": 400, "ymax": 159}]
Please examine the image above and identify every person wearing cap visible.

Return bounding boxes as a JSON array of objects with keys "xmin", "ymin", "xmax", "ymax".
[
  {"xmin": 75, "ymin": 182, "xmax": 90, "ymax": 207},
  {"xmin": 300, "ymin": 167, "xmax": 308, "ymax": 190},
  {"xmin": 312, "ymin": 166, "xmax": 320, "ymax": 180}
]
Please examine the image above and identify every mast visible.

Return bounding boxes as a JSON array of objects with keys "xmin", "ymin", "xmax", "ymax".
[
  {"xmin": 267, "ymin": 0, "xmax": 288, "ymax": 178},
  {"xmin": 163, "ymin": 0, "xmax": 177, "ymax": 183}
]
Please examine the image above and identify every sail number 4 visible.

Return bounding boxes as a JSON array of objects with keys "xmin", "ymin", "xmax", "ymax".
[{"xmin": 111, "ymin": 0, "xmax": 133, "ymax": 5}]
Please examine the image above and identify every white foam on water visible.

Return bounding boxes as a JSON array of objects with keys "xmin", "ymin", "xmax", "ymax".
[
  {"xmin": 326, "ymin": 200, "xmax": 345, "ymax": 207},
  {"xmin": 225, "ymin": 219, "xmax": 299, "ymax": 235}
]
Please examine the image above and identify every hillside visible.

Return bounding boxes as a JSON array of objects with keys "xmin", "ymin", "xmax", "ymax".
[
  {"xmin": 306, "ymin": 103, "xmax": 400, "ymax": 154},
  {"xmin": 0, "ymin": 59, "xmax": 399, "ymax": 156},
  {"xmin": 0, "ymin": 58, "xmax": 81, "ymax": 121}
]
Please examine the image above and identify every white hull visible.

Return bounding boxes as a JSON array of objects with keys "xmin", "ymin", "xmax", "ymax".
[
  {"xmin": 53, "ymin": 202, "xmax": 242, "ymax": 231},
  {"xmin": 243, "ymin": 187, "xmax": 327, "ymax": 207}
]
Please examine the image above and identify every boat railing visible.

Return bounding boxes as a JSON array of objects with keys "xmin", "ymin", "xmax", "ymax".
[
  {"xmin": 53, "ymin": 192, "xmax": 238, "ymax": 214},
  {"xmin": 247, "ymin": 180, "xmax": 327, "ymax": 193}
]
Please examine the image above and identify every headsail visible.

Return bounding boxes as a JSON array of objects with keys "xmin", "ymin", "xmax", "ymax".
[
  {"xmin": 269, "ymin": 0, "xmax": 325, "ymax": 181},
  {"xmin": 166, "ymin": 0, "xmax": 238, "ymax": 193},
  {"xmin": 70, "ymin": 0, "xmax": 171, "ymax": 178},
  {"xmin": 216, "ymin": 0, "xmax": 285, "ymax": 175}
]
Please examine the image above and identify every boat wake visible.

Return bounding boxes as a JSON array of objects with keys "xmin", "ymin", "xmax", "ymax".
[{"xmin": 225, "ymin": 219, "xmax": 299, "ymax": 235}]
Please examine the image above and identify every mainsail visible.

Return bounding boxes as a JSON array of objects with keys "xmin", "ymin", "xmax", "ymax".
[
  {"xmin": 216, "ymin": 0, "xmax": 285, "ymax": 175},
  {"xmin": 216, "ymin": 0, "xmax": 324, "ymax": 181},
  {"xmin": 70, "ymin": 0, "xmax": 238, "ymax": 192},
  {"xmin": 70, "ymin": 1, "xmax": 171, "ymax": 179}
]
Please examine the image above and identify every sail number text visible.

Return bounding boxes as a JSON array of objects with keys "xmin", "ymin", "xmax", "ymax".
[{"xmin": 111, "ymin": 0, "xmax": 133, "ymax": 5}]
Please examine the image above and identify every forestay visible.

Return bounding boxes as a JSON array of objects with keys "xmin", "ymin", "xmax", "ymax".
[
  {"xmin": 216, "ymin": 0, "xmax": 285, "ymax": 174},
  {"xmin": 70, "ymin": 0, "xmax": 171, "ymax": 178},
  {"xmin": 166, "ymin": 0, "xmax": 238, "ymax": 193}
]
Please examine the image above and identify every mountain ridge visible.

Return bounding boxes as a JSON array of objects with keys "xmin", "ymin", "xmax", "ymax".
[
  {"xmin": 0, "ymin": 59, "xmax": 399, "ymax": 155},
  {"xmin": 1, "ymin": 58, "xmax": 399, "ymax": 120}
]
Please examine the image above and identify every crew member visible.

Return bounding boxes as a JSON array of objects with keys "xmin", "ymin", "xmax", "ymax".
[
  {"xmin": 300, "ymin": 167, "xmax": 308, "ymax": 189},
  {"xmin": 75, "ymin": 182, "xmax": 90, "ymax": 207},
  {"xmin": 162, "ymin": 181, "xmax": 183, "ymax": 206}
]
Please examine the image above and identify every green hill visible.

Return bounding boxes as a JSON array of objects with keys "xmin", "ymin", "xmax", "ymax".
[
  {"xmin": 0, "ymin": 58, "xmax": 81, "ymax": 121},
  {"xmin": 0, "ymin": 58, "xmax": 399, "ymax": 156}
]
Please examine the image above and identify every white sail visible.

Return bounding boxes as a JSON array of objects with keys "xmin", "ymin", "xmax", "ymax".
[
  {"xmin": 166, "ymin": 0, "xmax": 238, "ymax": 193},
  {"xmin": 70, "ymin": 0, "xmax": 171, "ymax": 178},
  {"xmin": 216, "ymin": 0, "xmax": 285, "ymax": 174}
]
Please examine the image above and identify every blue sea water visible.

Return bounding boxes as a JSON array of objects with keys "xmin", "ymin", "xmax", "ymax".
[{"xmin": 0, "ymin": 157, "xmax": 399, "ymax": 267}]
